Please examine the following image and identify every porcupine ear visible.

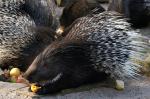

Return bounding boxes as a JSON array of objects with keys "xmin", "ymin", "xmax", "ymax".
[
  {"xmin": 55, "ymin": 0, "xmax": 62, "ymax": 6},
  {"xmin": 55, "ymin": 0, "xmax": 72, "ymax": 7}
]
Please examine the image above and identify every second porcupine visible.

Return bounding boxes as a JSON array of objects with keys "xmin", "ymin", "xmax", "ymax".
[
  {"xmin": 56, "ymin": 0, "xmax": 105, "ymax": 36},
  {"xmin": 0, "ymin": 0, "xmax": 57, "ymax": 70},
  {"xmin": 24, "ymin": 11, "xmax": 150, "ymax": 94},
  {"xmin": 108, "ymin": 0, "xmax": 150, "ymax": 28},
  {"xmin": 23, "ymin": 0, "xmax": 62, "ymax": 29}
]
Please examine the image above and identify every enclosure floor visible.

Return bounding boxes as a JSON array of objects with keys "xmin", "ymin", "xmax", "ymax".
[{"xmin": 0, "ymin": 78, "xmax": 150, "ymax": 99}]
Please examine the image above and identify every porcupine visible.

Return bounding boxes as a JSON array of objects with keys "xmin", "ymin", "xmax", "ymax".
[
  {"xmin": 56, "ymin": 0, "xmax": 105, "ymax": 36},
  {"xmin": 108, "ymin": 0, "xmax": 150, "ymax": 28},
  {"xmin": 0, "ymin": 0, "xmax": 59, "ymax": 71},
  {"xmin": 23, "ymin": 0, "xmax": 62, "ymax": 29},
  {"xmin": 23, "ymin": 10, "xmax": 150, "ymax": 94}
]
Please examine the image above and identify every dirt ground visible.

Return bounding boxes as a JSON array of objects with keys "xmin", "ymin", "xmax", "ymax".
[{"xmin": 0, "ymin": 77, "xmax": 150, "ymax": 99}]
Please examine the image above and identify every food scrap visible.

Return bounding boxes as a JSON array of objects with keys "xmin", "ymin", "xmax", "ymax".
[
  {"xmin": 115, "ymin": 80, "xmax": 124, "ymax": 90},
  {"xmin": 30, "ymin": 84, "xmax": 41, "ymax": 93}
]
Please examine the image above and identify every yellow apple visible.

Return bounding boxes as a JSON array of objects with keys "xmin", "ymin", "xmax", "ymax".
[{"xmin": 10, "ymin": 68, "xmax": 21, "ymax": 77}]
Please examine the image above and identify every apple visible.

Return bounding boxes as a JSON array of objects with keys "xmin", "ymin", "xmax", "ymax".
[{"xmin": 10, "ymin": 68, "xmax": 21, "ymax": 77}]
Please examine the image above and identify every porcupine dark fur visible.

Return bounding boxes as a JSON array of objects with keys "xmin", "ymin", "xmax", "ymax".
[{"xmin": 24, "ymin": 10, "xmax": 150, "ymax": 94}]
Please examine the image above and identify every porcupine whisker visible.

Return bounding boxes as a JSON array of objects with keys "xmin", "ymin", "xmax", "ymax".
[
  {"xmin": 51, "ymin": 73, "xmax": 63, "ymax": 83},
  {"xmin": 41, "ymin": 73, "xmax": 63, "ymax": 86}
]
